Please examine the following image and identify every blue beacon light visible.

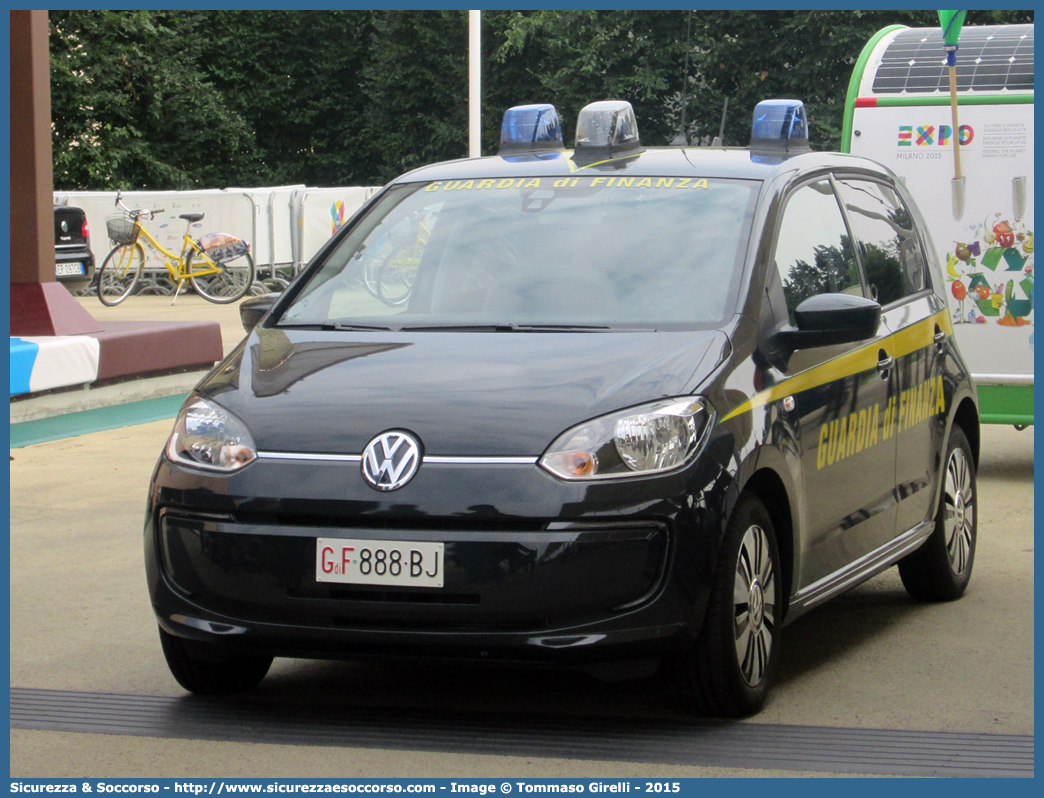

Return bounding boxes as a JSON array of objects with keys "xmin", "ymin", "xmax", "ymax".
[
  {"xmin": 499, "ymin": 104, "xmax": 564, "ymax": 155},
  {"xmin": 749, "ymin": 99, "xmax": 811, "ymax": 157}
]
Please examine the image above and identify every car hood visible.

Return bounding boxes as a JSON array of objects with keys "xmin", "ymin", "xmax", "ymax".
[{"xmin": 198, "ymin": 327, "xmax": 731, "ymax": 456}]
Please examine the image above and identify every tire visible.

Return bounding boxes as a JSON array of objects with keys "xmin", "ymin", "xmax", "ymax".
[
  {"xmin": 262, "ymin": 277, "xmax": 290, "ymax": 292},
  {"xmin": 376, "ymin": 254, "xmax": 418, "ymax": 306},
  {"xmin": 361, "ymin": 254, "xmax": 383, "ymax": 299},
  {"xmin": 898, "ymin": 425, "xmax": 977, "ymax": 601},
  {"xmin": 158, "ymin": 627, "xmax": 272, "ymax": 695},
  {"xmin": 189, "ymin": 251, "xmax": 255, "ymax": 304},
  {"xmin": 677, "ymin": 493, "xmax": 781, "ymax": 717},
  {"xmin": 97, "ymin": 242, "xmax": 145, "ymax": 306}
]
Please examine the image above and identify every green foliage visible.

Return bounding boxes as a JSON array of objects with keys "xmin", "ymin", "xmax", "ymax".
[
  {"xmin": 190, "ymin": 10, "xmax": 376, "ymax": 187},
  {"xmin": 492, "ymin": 11, "xmax": 689, "ymax": 147},
  {"xmin": 359, "ymin": 11, "xmax": 470, "ymax": 183},
  {"xmin": 50, "ymin": 10, "xmax": 255, "ymax": 190},
  {"xmin": 688, "ymin": 9, "xmax": 1031, "ymax": 149},
  {"xmin": 49, "ymin": 9, "xmax": 1035, "ymax": 191}
]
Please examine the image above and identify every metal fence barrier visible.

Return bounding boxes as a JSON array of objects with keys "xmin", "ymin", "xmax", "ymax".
[{"xmin": 54, "ymin": 184, "xmax": 382, "ymax": 296}]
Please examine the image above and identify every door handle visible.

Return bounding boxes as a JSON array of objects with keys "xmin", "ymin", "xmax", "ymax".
[
  {"xmin": 877, "ymin": 351, "xmax": 894, "ymax": 379},
  {"xmin": 934, "ymin": 326, "xmax": 946, "ymax": 354}
]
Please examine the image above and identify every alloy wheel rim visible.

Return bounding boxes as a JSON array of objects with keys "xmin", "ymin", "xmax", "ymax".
[
  {"xmin": 943, "ymin": 447, "xmax": 974, "ymax": 575},
  {"xmin": 734, "ymin": 523, "xmax": 776, "ymax": 687}
]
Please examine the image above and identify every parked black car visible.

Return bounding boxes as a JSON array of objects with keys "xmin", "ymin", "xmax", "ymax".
[
  {"xmin": 54, "ymin": 203, "xmax": 95, "ymax": 293},
  {"xmin": 145, "ymin": 100, "xmax": 979, "ymax": 716}
]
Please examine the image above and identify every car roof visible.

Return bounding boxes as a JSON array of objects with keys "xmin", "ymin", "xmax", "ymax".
[{"xmin": 391, "ymin": 146, "xmax": 897, "ymax": 185}]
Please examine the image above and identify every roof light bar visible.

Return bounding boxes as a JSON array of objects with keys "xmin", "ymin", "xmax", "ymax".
[
  {"xmin": 750, "ymin": 99, "xmax": 811, "ymax": 156},
  {"xmin": 499, "ymin": 104, "xmax": 564, "ymax": 155},
  {"xmin": 574, "ymin": 101, "xmax": 641, "ymax": 154}
]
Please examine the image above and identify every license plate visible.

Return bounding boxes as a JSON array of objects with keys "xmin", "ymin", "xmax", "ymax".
[
  {"xmin": 56, "ymin": 262, "xmax": 84, "ymax": 276},
  {"xmin": 316, "ymin": 538, "xmax": 444, "ymax": 588}
]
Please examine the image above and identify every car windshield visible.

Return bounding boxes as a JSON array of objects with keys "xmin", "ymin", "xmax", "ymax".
[{"xmin": 279, "ymin": 175, "xmax": 759, "ymax": 331}]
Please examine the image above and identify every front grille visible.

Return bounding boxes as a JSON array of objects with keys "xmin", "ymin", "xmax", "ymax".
[{"xmin": 157, "ymin": 509, "xmax": 668, "ymax": 631}]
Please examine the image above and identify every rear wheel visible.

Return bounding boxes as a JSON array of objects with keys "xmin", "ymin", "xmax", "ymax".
[
  {"xmin": 376, "ymin": 250, "xmax": 419, "ymax": 306},
  {"xmin": 360, "ymin": 253, "xmax": 383, "ymax": 299},
  {"xmin": 677, "ymin": 493, "xmax": 781, "ymax": 717},
  {"xmin": 898, "ymin": 425, "xmax": 977, "ymax": 601},
  {"xmin": 189, "ymin": 251, "xmax": 255, "ymax": 303},
  {"xmin": 262, "ymin": 277, "xmax": 290, "ymax": 293},
  {"xmin": 98, "ymin": 242, "xmax": 145, "ymax": 306},
  {"xmin": 158, "ymin": 627, "xmax": 272, "ymax": 695}
]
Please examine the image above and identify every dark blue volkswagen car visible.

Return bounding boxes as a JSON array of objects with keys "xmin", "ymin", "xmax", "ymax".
[{"xmin": 145, "ymin": 100, "xmax": 979, "ymax": 716}]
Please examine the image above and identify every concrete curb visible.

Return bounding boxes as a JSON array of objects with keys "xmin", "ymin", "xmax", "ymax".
[{"xmin": 10, "ymin": 370, "xmax": 204, "ymax": 424}]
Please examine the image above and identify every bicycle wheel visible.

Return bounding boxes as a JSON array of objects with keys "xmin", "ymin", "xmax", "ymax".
[
  {"xmin": 98, "ymin": 242, "xmax": 145, "ymax": 306},
  {"xmin": 361, "ymin": 254, "xmax": 382, "ymax": 299},
  {"xmin": 188, "ymin": 251, "xmax": 255, "ymax": 304},
  {"xmin": 376, "ymin": 248, "xmax": 420, "ymax": 306}
]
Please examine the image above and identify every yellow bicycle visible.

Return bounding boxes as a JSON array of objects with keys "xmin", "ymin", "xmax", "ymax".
[
  {"xmin": 97, "ymin": 191, "xmax": 255, "ymax": 306},
  {"xmin": 356, "ymin": 212, "xmax": 430, "ymax": 307}
]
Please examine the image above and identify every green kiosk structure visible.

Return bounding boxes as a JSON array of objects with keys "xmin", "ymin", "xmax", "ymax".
[{"xmin": 843, "ymin": 23, "xmax": 1034, "ymax": 426}]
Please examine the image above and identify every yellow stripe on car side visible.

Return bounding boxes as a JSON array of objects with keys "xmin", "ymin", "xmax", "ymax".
[{"xmin": 721, "ymin": 309, "xmax": 950, "ymax": 422}]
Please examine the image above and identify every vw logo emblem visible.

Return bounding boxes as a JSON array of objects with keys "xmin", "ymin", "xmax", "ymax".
[{"xmin": 361, "ymin": 431, "xmax": 422, "ymax": 491}]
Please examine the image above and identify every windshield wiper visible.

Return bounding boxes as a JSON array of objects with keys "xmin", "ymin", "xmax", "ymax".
[
  {"xmin": 508, "ymin": 323, "xmax": 611, "ymax": 331},
  {"xmin": 278, "ymin": 322, "xmax": 394, "ymax": 331},
  {"xmin": 399, "ymin": 322, "xmax": 610, "ymax": 332}
]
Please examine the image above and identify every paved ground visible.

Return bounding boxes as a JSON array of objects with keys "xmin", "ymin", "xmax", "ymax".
[{"xmin": 8, "ymin": 412, "xmax": 1033, "ymax": 777}]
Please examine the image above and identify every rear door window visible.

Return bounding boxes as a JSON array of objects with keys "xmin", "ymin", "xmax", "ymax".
[{"xmin": 835, "ymin": 179, "xmax": 926, "ymax": 306}]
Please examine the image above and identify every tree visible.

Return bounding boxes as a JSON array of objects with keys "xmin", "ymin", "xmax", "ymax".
[
  {"xmin": 190, "ymin": 10, "xmax": 377, "ymax": 187},
  {"xmin": 49, "ymin": 10, "xmax": 256, "ymax": 190},
  {"xmin": 358, "ymin": 11, "xmax": 471, "ymax": 183},
  {"xmin": 493, "ymin": 11, "xmax": 689, "ymax": 147},
  {"xmin": 50, "ymin": 10, "xmax": 1035, "ymax": 189},
  {"xmin": 682, "ymin": 10, "xmax": 1034, "ymax": 150}
]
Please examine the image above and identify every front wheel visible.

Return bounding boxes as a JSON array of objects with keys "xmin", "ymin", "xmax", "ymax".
[
  {"xmin": 158, "ymin": 627, "xmax": 272, "ymax": 695},
  {"xmin": 898, "ymin": 425, "xmax": 977, "ymax": 601},
  {"xmin": 98, "ymin": 242, "xmax": 145, "ymax": 306},
  {"xmin": 676, "ymin": 493, "xmax": 781, "ymax": 717},
  {"xmin": 189, "ymin": 251, "xmax": 255, "ymax": 303}
]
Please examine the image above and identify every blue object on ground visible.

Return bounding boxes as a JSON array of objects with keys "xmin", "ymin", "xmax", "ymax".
[{"xmin": 10, "ymin": 338, "xmax": 39, "ymax": 396}]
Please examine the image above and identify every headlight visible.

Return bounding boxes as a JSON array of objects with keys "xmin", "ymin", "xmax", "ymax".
[
  {"xmin": 166, "ymin": 397, "xmax": 257, "ymax": 472},
  {"xmin": 539, "ymin": 397, "xmax": 712, "ymax": 480}
]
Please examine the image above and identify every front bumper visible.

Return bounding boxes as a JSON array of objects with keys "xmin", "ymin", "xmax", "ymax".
[{"xmin": 145, "ymin": 438, "xmax": 735, "ymax": 666}]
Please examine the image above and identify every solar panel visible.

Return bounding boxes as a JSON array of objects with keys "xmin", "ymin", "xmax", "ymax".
[{"xmin": 871, "ymin": 25, "xmax": 1033, "ymax": 94}]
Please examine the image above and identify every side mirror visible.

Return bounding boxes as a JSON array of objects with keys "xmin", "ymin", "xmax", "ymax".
[
  {"xmin": 240, "ymin": 293, "xmax": 281, "ymax": 333},
  {"xmin": 777, "ymin": 293, "xmax": 881, "ymax": 352}
]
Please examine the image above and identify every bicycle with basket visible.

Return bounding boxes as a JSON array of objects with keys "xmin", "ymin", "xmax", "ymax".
[{"xmin": 98, "ymin": 191, "xmax": 256, "ymax": 306}]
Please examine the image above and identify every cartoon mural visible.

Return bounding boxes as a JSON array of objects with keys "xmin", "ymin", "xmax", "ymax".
[{"xmin": 945, "ymin": 213, "xmax": 1033, "ymax": 326}]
